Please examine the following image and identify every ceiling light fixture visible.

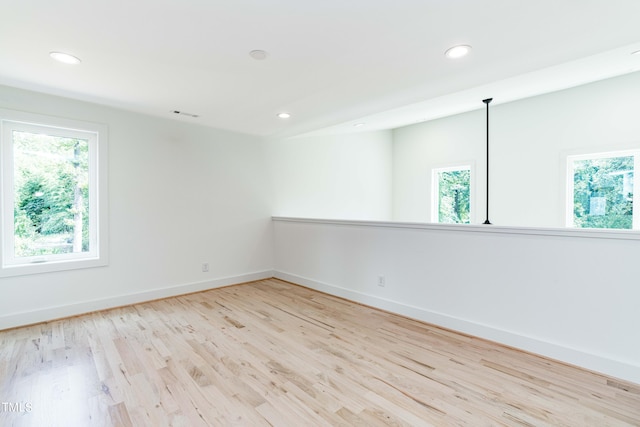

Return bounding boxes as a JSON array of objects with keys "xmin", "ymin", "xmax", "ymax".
[
  {"xmin": 354, "ymin": 123, "xmax": 365, "ymax": 128},
  {"xmin": 49, "ymin": 51, "xmax": 81, "ymax": 65},
  {"xmin": 445, "ymin": 45, "xmax": 471, "ymax": 59},
  {"xmin": 277, "ymin": 112, "xmax": 291, "ymax": 119},
  {"xmin": 250, "ymin": 50, "xmax": 268, "ymax": 60}
]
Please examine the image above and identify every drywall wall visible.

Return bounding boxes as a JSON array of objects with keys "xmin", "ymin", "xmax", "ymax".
[
  {"xmin": 393, "ymin": 71, "xmax": 640, "ymax": 227},
  {"xmin": 263, "ymin": 73, "xmax": 640, "ymax": 385},
  {"xmin": 0, "ymin": 85, "xmax": 274, "ymax": 329},
  {"xmin": 273, "ymin": 217, "xmax": 640, "ymax": 384},
  {"xmin": 268, "ymin": 131, "xmax": 393, "ymax": 221},
  {"xmin": 392, "ymin": 111, "xmax": 485, "ymax": 223}
]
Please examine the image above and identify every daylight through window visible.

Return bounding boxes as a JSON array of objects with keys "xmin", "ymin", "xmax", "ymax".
[
  {"xmin": 567, "ymin": 151, "xmax": 639, "ymax": 230},
  {"xmin": 1, "ymin": 111, "xmax": 108, "ymax": 276},
  {"xmin": 13, "ymin": 130, "xmax": 90, "ymax": 257},
  {"xmin": 432, "ymin": 166, "xmax": 472, "ymax": 224}
]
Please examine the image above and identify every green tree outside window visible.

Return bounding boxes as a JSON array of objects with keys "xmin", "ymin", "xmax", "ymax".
[
  {"xmin": 436, "ymin": 169, "xmax": 471, "ymax": 224},
  {"xmin": 13, "ymin": 131, "xmax": 89, "ymax": 257},
  {"xmin": 572, "ymin": 155, "xmax": 633, "ymax": 229}
]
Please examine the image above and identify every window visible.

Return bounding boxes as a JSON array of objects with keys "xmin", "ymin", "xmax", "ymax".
[
  {"xmin": 1, "ymin": 110, "xmax": 108, "ymax": 276},
  {"xmin": 432, "ymin": 165, "xmax": 472, "ymax": 224},
  {"xmin": 567, "ymin": 151, "xmax": 639, "ymax": 230}
]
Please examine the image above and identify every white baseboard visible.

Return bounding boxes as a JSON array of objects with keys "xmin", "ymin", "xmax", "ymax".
[
  {"xmin": 274, "ymin": 270, "xmax": 640, "ymax": 385},
  {"xmin": 0, "ymin": 270, "xmax": 274, "ymax": 330}
]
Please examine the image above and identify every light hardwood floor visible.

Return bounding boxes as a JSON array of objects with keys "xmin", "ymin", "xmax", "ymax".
[{"xmin": 1, "ymin": 278, "xmax": 639, "ymax": 426}]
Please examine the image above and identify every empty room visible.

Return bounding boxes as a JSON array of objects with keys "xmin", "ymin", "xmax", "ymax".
[{"xmin": 1, "ymin": 1, "xmax": 640, "ymax": 425}]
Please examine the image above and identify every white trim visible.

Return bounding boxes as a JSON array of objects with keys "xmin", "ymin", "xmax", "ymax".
[
  {"xmin": 0, "ymin": 109, "xmax": 109, "ymax": 277},
  {"xmin": 274, "ymin": 269, "xmax": 640, "ymax": 385},
  {"xmin": 272, "ymin": 216, "xmax": 640, "ymax": 241},
  {"xmin": 0, "ymin": 270, "xmax": 274, "ymax": 330}
]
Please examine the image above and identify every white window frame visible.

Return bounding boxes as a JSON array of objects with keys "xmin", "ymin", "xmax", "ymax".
[
  {"xmin": 566, "ymin": 150, "xmax": 639, "ymax": 229},
  {"xmin": 431, "ymin": 164, "xmax": 474, "ymax": 224},
  {"xmin": 0, "ymin": 109, "xmax": 108, "ymax": 277}
]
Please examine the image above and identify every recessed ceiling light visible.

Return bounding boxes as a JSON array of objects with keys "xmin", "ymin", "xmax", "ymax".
[
  {"xmin": 277, "ymin": 112, "xmax": 291, "ymax": 119},
  {"xmin": 250, "ymin": 50, "xmax": 268, "ymax": 60},
  {"xmin": 49, "ymin": 51, "xmax": 81, "ymax": 65},
  {"xmin": 445, "ymin": 45, "xmax": 471, "ymax": 59}
]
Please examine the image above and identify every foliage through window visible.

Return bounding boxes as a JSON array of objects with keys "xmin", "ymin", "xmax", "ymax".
[
  {"xmin": 433, "ymin": 166, "xmax": 471, "ymax": 224},
  {"xmin": 1, "ymin": 111, "xmax": 108, "ymax": 276},
  {"xmin": 13, "ymin": 130, "xmax": 90, "ymax": 256},
  {"xmin": 568, "ymin": 151, "xmax": 638, "ymax": 230}
]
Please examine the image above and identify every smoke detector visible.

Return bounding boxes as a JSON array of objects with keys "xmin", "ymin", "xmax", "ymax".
[{"xmin": 249, "ymin": 50, "xmax": 268, "ymax": 60}]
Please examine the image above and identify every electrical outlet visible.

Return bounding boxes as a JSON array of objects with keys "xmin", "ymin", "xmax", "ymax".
[
  {"xmin": 378, "ymin": 275, "xmax": 386, "ymax": 287},
  {"xmin": 202, "ymin": 263, "xmax": 210, "ymax": 272}
]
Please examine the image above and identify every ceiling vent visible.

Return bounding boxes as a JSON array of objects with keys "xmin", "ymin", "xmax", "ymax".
[{"xmin": 171, "ymin": 110, "xmax": 199, "ymax": 118}]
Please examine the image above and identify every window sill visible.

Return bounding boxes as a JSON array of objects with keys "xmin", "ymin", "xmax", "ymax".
[{"xmin": 0, "ymin": 257, "xmax": 107, "ymax": 278}]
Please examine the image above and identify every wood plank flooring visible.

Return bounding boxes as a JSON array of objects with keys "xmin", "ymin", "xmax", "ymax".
[{"xmin": 1, "ymin": 278, "xmax": 639, "ymax": 426}]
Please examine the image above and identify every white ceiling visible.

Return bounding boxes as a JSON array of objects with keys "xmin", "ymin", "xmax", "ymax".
[{"xmin": 1, "ymin": 1, "xmax": 640, "ymax": 139}]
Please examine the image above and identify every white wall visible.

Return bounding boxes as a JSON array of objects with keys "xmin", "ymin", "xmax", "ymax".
[
  {"xmin": 273, "ymin": 218, "xmax": 640, "ymax": 384},
  {"xmin": 392, "ymin": 112, "xmax": 485, "ymax": 223},
  {"xmin": 268, "ymin": 131, "xmax": 393, "ymax": 221},
  {"xmin": 0, "ymin": 85, "xmax": 274, "ymax": 329},
  {"xmin": 268, "ymin": 73, "xmax": 640, "ymax": 385},
  {"xmin": 4, "ymin": 70, "xmax": 640, "ymax": 388},
  {"xmin": 393, "ymin": 71, "xmax": 640, "ymax": 227}
]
